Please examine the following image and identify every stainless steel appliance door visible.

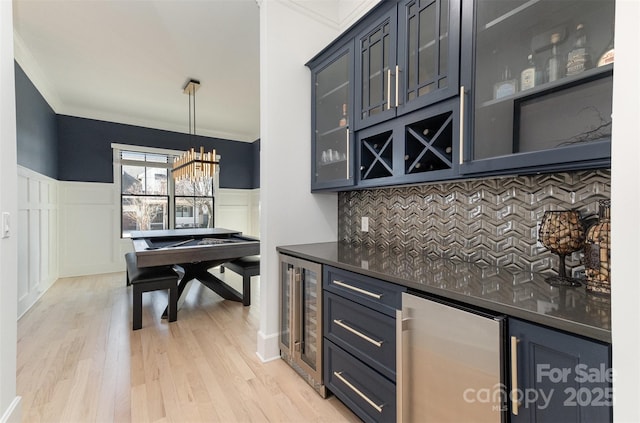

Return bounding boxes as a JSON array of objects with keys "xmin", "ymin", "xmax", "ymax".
[{"xmin": 398, "ymin": 292, "xmax": 504, "ymax": 422}]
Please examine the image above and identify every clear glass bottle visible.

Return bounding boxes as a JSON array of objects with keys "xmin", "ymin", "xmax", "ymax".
[
  {"xmin": 566, "ymin": 23, "xmax": 592, "ymax": 76},
  {"xmin": 584, "ymin": 199, "xmax": 611, "ymax": 294},
  {"xmin": 520, "ymin": 54, "xmax": 537, "ymax": 90},
  {"xmin": 493, "ymin": 65, "xmax": 518, "ymax": 99},
  {"xmin": 546, "ymin": 32, "xmax": 563, "ymax": 82}
]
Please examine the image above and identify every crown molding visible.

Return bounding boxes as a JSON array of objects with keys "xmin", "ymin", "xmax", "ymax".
[
  {"xmin": 13, "ymin": 31, "xmax": 62, "ymax": 113},
  {"xmin": 279, "ymin": 0, "xmax": 341, "ymax": 31},
  {"xmin": 338, "ymin": 0, "xmax": 381, "ymax": 30}
]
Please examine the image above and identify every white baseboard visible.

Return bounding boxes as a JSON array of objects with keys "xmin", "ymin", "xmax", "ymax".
[
  {"xmin": 0, "ymin": 397, "xmax": 21, "ymax": 423},
  {"xmin": 256, "ymin": 330, "xmax": 280, "ymax": 363}
]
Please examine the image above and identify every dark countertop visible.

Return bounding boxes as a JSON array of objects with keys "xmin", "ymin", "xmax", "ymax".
[{"xmin": 277, "ymin": 242, "xmax": 611, "ymax": 343}]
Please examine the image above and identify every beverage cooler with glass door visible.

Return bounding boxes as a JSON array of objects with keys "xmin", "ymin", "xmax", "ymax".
[{"xmin": 279, "ymin": 254, "xmax": 326, "ymax": 397}]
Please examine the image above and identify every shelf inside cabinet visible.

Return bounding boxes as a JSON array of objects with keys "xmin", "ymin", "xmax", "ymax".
[
  {"xmin": 318, "ymin": 158, "xmax": 348, "ymax": 168},
  {"xmin": 478, "ymin": 64, "xmax": 612, "ymax": 109},
  {"xmin": 319, "ymin": 124, "xmax": 350, "ymax": 138},
  {"xmin": 472, "ymin": 66, "xmax": 612, "ymax": 161},
  {"xmin": 477, "ymin": 0, "xmax": 607, "ymax": 36},
  {"xmin": 318, "ymin": 80, "xmax": 350, "ymax": 102}
]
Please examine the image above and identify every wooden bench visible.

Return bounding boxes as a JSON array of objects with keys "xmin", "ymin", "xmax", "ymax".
[
  {"xmin": 220, "ymin": 255, "xmax": 260, "ymax": 306},
  {"xmin": 125, "ymin": 252, "xmax": 179, "ymax": 330}
]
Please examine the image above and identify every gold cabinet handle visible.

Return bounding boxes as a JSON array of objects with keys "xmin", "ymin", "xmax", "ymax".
[
  {"xmin": 387, "ymin": 69, "xmax": 392, "ymax": 110},
  {"xmin": 396, "ymin": 309, "xmax": 404, "ymax": 423},
  {"xmin": 511, "ymin": 336, "xmax": 520, "ymax": 416},
  {"xmin": 459, "ymin": 85, "xmax": 465, "ymax": 165},
  {"xmin": 395, "ymin": 65, "xmax": 400, "ymax": 108},
  {"xmin": 333, "ymin": 319, "xmax": 383, "ymax": 347},
  {"xmin": 334, "ymin": 371, "xmax": 384, "ymax": 413},
  {"xmin": 346, "ymin": 129, "xmax": 350, "ymax": 179},
  {"xmin": 332, "ymin": 280, "xmax": 382, "ymax": 299}
]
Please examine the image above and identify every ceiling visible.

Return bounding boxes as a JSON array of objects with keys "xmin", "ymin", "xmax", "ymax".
[{"xmin": 12, "ymin": 0, "xmax": 260, "ymax": 142}]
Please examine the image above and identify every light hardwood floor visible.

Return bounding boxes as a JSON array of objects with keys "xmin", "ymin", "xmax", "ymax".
[{"xmin": 17, "ymin": 270, "xmax": 359, "ymax": 422}]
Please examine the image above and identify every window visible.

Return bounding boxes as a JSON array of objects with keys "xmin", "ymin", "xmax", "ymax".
[
  {"xmin": 175, "ymin": 177, "xmax": 214, "ymax": 229},
  {"xmin": 116, "ymin": 146, "xmax": 217, "ymax": 237}
]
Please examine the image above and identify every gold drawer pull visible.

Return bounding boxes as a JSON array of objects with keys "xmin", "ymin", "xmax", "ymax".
[
  {"xmin": 511, "ymin": 336, "xmax": 520, "ymax": 415},
  {"xmin": 333, "ymin": 319, "xmax": 383, "ymax": 347},
  {"xmin": 333, "ymin": 280, "xmax": 382, "ymax": 299},
  {"xmin": 334, "ymin": 371, "xmax": 384, "ymax": 413}
]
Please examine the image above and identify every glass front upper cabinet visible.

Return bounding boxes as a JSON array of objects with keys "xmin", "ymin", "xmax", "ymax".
[
  {"xmin": 355, "ymin": 0, "xmax": 460, "ymax": 131},
  {"xmin": 461, "ymin": 0, "xmax": 615, "ymax": 175},
  {"xmin": 311, "ymin": 43, "xmax": 355, "ymax": 191},
  {"xmin": 397, "ymin": 0, "xmax": 461, "ymax": 116}
]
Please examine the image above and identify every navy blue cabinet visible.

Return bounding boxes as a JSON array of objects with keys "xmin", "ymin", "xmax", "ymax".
[
  {"xmin": 323, "ymin": 266, "xmax": 405, "ymax": 423},
  {"xmin": 355, "ymin": 0, "xmax": 461, "ymax": 131},
  {"xmin": 357, "ymin": 96, "xmax": 459, "ymax": 187},
  {"xmin": 308, "ymin": 0, "xmax": 614, "ymax": 192},
  {"xmin": 459, "ymin": 0, "xmax": 614, "ymax": 176},
  {"xmin": 352, "ymin": 0, "xmax": 462, "ymax": 188},
  {"xmin": 309, "ymin": 42, "xmax": 356, "ymax": 191},
  {"xmin": 354, "ymin": 5, "xmax": 398, "ymax": 131},
  {"xmin": 509, "ymin": 318, "xmax": 612, "ymax": 423}
]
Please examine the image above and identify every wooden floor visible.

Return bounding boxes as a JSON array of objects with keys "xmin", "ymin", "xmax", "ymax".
[{"xmin": 16, "ymin": 270, "xmax": 359, "ymax": 422}]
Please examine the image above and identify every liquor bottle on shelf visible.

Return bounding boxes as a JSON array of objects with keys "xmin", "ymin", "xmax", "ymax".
[
  {"xmin": 520, "ymin": 54, "xmax": 538, "ymax": 91},
  {"xmin": 566, "ymin": 23, "xmax": 592, "ymax": 76},
  {"xmin": 493, "ymin": 65, "xmax": 518, "ymax": 99},
  {"xmin": 597, "ymin": 38, "xmax": 614, "ymax": 67},
  {"xmin": 546, "ymin": 32, "xmax": 563, "ymax": 82},
  {"xmin": 338, "ymin": 103, "xmax": 347, "ymax": 127}
]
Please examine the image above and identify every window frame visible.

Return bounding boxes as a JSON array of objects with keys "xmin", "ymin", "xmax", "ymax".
[{"xmin": 113, "ymin": 143, "xmax": 219, "ymax": 238}]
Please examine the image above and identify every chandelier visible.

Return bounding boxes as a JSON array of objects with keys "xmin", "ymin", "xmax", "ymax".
[{"xmin": 172, "ymin": 79, "xmax": 218, "ymax": 181}]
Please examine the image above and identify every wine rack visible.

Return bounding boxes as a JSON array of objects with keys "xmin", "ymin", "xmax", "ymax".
[
  {"xmin": 404, "ymin": 111, "xmax": 453, "ymax": 174},
  {"xmin": 360, "ymin": 130, "xmax": 393, "ymax": 180}
]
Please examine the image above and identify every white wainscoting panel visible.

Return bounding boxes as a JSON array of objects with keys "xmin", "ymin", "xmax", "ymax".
[
  {"xmin": 17, "ymin": 167, "xmax": 59, "ymax": 317},
  {"xmin": 59, "ymin": 181, "xmax": 119, "ymax": 277},
  {"xmin": 59, "ymin": 184, "xmax": 260, "ymax": 277},
  {"xmin": 217, "ymin": 188, "xmax": 260, "ymax": 237}
]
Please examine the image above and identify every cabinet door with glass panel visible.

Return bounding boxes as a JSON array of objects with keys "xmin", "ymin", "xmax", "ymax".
[
  {"xmin": 460, "ymin": 0, "xmax": 615, "ymax": 175},
  {"xmin": 310, "ymin": 42, "xmax": 355, "ymax": 191},
  {"xmin": 396, "ymin": 0, "xmax": 461, "ymax": 116},
  {"xmin": 355, "ymin": 0, "xmax": 460, "ymax": 131}
]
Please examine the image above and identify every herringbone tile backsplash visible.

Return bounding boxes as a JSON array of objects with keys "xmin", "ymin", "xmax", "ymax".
[{"xmin": 338, "ymin": 170, "xmax": 611, "ymax": 273}]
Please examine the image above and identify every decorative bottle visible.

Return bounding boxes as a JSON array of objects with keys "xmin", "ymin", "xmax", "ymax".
[
  {"xmin": 493, "ymin": 65, "xmax": 518, "ymax": 99},
  {"xmin": 546, "ymin": 32, "xmax": 563, "ymax": 82},
  {"xmin": 584, "ymin": 199, "xmax": 611, "ymax": 294},
  {"xmin": 566, "ymin": 23, "xmax": 592, "ymax": 76},
  {"xmin": 520, "ymin": 54, "xmax": 537, "ymax": 91}
]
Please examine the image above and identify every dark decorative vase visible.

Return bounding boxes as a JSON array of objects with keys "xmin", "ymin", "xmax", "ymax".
[
  {"xmin": 538, "ymin": 210, "xmax": 586, "ymax": 287},
  {"xmin": 584, "ymin": 200, "xmax": 611, "ymax": 295}
]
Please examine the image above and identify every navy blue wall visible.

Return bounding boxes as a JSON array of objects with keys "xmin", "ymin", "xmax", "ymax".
[
  {"xmin": 14, "ymin": 61, "xmax": 258, "ymax": 189},
  {"xmin": 14, "ymin": 62, "xmax": 58, "ymax": 179},
  {"xmin": 57, "ymin": 115, "xmax": 258, "ymax": 189},
  {"xmin": 252, "ymin": 139, "xmax": 260, "ymax": 188}
]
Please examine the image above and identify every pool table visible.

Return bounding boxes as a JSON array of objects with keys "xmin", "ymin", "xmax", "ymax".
[{"xmin": 130, "ymin": 228, "xmax": 260, "ymax": 313}]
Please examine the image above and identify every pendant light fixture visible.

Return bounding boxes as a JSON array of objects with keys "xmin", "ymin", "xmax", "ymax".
[{"xmin": 172, "ymin": 79, "xmax": 218, "ymax": 181}]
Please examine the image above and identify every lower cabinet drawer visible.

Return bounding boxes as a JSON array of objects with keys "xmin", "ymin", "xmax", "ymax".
[
  {"xmin": 325, "ymin": 340, "xmax": 396, "ymax": 423},
  {"xmin": 325, "ymin": 292, "xmax": 396, "ymax": 381}
]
